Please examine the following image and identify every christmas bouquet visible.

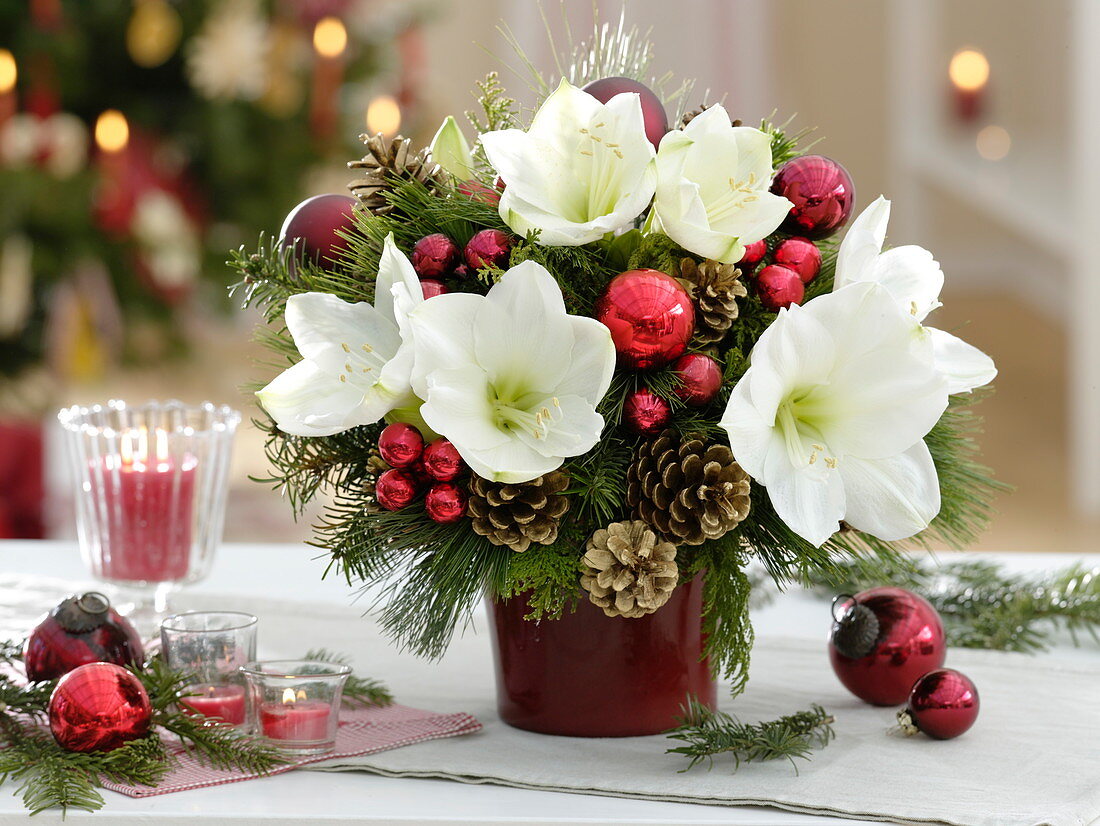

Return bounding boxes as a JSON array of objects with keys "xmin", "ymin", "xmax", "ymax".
[{"xmin": 234, "ymin": 22, "xmax": 998, "ymax": 710}]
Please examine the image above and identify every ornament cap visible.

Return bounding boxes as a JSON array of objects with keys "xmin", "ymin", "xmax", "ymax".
[
  {"xmin": 896, "ymin": 708, "xmax": 920, "ymax": 737},
  {"xmin": 830, "ymin": 594, "xmax": 881, "ymax": 659},
  {"xmin": 52, "ymin": 592, "xmax": 111, "ymax": 634}
]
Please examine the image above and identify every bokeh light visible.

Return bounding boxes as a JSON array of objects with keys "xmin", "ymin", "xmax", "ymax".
[
  {"xmin": 976, "ymin": 125, "xmax": 1011, "ymax": 161},
  {"xmin": 366, "ymin": 95, "xmax": 401, "ymax": 136},
  {"xmin": 95, "ymin": 110, "xmax": 130, "ymax": 153},
  {"xmin": 313, "ymin": 17, "xmax": 347, "ymax": 59},
  {"xmin": 0, "ymin": 50, "xmax": 16, "ymax": 93},
  {"xmin": 949, "ymin": 49, "xmax": 990, "ymax": 92}
]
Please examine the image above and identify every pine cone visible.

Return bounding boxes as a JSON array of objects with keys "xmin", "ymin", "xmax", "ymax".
[
  {"xmin": 580, "ymin": 521, "xmax": 678, "ymax": 618},
  {"xmin": 468, "ymin": 472, "xmax": 570, "ymax": 552},
  {"xmin": 626, "ymin": 431, "xmax": 751, "ymax": 545},
  {"xmin": 676, "ymin": 257, "xmax": 747, "ymax": 344},
  {"xmin": 347, "ymin": 132, "xmax": 444, "ymax": 215},
  {"xmin": 679, "ymin": 105, "xmax": 741, "ymax": 129}
]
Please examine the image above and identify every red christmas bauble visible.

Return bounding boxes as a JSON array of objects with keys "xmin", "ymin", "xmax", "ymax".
[
  {"xmin": 595, "ymin": 270, "xmax": 695, "ymax": 370},
  {"xmin": 828, "ymin": 587, "xmax": 947, "ymax": 706},
  {"xmin": 25, "ymin": 593, "xmax": 143, "ymax": 682},
  {"xmin": 279, "ymin": 194, "xmax": 358, "ymax": 271},
  {"xmin": 421, "ymin": 279, "xmax": 449, "ymax": 299},
  {"xmin": 623, "ymin": 388, "xmax": 672, "ymax": 436},
  {"xmin": 738, "ymin": 239, "xmax": 768, "ymax": 275},
  {"xmin": 773, "ymin": 237, "xmax": 822, "ymax": 284},
  {"xmin": 422, "ymin": 439, "xmax": 465, "ymax": 482},
  {"xmin": 411, "ymin": 233, "xmax": 459, "ymax": 279},
  {"xmin": 457, "ymin": 179, "xmax": 501, "ymax": 206},
  {"xmin": 49, "ymin": 663, "xmax": 152, "ymax": 752},
  {"xmin": 755, "ymin": 265, "xmax": 805, "ymax": 312},
  {"xmin": 465, "ymin": 229, "xmax": 512, "ymax": 270},
  {"xmin": 582, "ymin": 76, "xmax": 668, "ymax": 149},
  {"xmin": 378, "ymin": 422, "xmax": 424, "ymax": 468},
  {"xmin": 375, "ymin": 468, "xmax": 420, "ymax": 511},
  {"xmin": 425, "ymin": 482, "xmax": 468, "ymax": 523},
  {"xmin": 771, "ymin": 155, "xmax": 855, "ymax": 239},
  {"xmin": 672, "ymin": 354, "xmax": 723, "ymax": 406},
  {"xmin": 898, "ymin": 668, "xmax": 980, "ymax": 740}
]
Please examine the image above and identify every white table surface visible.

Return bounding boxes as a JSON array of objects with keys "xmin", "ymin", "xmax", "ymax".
[{"xmin": 0, "ymin": 541, "xmax": 1094, "ymax": 826}]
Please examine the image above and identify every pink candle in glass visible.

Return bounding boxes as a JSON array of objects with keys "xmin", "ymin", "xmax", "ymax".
[
  {"xmin": 260, "ymin": 691, "xmax": 332, "ymax": 742},
  {"xmin": 181, "ymin": 684, "xmax": 246, "ymax": 725},
  {"xmin": 96, "ymin": 428, "xmax": 196, "ymax": 582}
]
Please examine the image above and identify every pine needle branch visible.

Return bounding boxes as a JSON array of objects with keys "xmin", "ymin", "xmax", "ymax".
[{"xmin": 302, "ymin": 649, "xmax": 394, "ymax": 707}]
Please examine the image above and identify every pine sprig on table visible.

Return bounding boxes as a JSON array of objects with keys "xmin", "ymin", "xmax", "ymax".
[
  {"xmin": 302, "ymin": 650, "xmax": 394, "ymax": 707},
  {"xmin": 666, "ymin": 698, "xmax": 835, "ymax": 773}
]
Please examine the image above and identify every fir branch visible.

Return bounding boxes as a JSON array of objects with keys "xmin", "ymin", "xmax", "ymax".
[
  {"xmin": 689, "ymin": 552, "xmax": 754, "ymax": 696},
  {"xmin": 501, "ymin": 536, "xmax": 585, "ymax": 620},
  {"xmin": 302, "ymin": 649, "xmax": 394, "ymax": 707},
  {"xmin": 666, "ymin": 698, "xmax": 835, "ymax": 773},
  {"xmin": 466, "ymin": 72, "xmax": 517, "ymax": 177},
  {"xmin": 760, "ymin": 112, "xmax": 818, "ymax": 167}
]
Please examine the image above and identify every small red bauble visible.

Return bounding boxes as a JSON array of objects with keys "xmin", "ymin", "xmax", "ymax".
[
  {"xmin": 623, "ymin": 388, "xmax": 672, "ymax": 436},
  {"xmin": 773, "ymin": 237, "xmax": 822, "ymax": 284},
  {"xmin": 49, "ymin": 662, "xmax": 152, "ymax": 752},
  {"xmin": 425, "ymin": 482, "xmax": 468, "ymax": 523},
  {"xmin": 582, "ymin": 76, "xmax": 668, "ymax": 149},
  {"xmin": 25, "ymin": 593, "xmax": 143, "ymax": 682},
  {"xmin": 755, "ymin": 265, "xmax": 805, "ymax": 311},
  {"xmin": 672, "ymin": 354, "xmax": 723, "ymax": 406},
  {"xmin": 771, "ymin": 155, "xmax": 855, "ymax": 239},
  {"xmin": 464, "ymin": 229, "xmax": 512, "ymax": 270},
  {"xmin": 375, "ymin": 468, "xmax": 420, "ymax": 511},
  {"xmin": 457, "ymin": 179, "xmax": 501, "ymax": 206},
  {"xmin": 411, "ymin": 233, "xmax": 459, "ymax": 279},
  {"xmin": 420, "ymin": 279, "xmax": 449, "ymax": 299},
  {"xmin": 452, "ymin": 264, "xmax": 470, "ymax": 279},
  {"xmin": 378, "ymin": 422, "xmax": 424, "ymax": 468},
  {"xmin": 898, "ymin": 668, "xmax": 980, "ymax": 740},
  {"xmin": 828, "ymin": 587, "xmax": 947, "ymax": 706},
  {"xmin": 595, "ymin": 269, "xmax": 695, "ymax": 370},
  {"xmin": 279, "ymin": 194, "xmax": 358, "ymax": 271},
  {"xmin": 421, "ymin": 439, "xmax": 465, "ymax": 482},
  {"xmin": 738, "ymin": 239, "xmax": 768, "ymax": 275}
]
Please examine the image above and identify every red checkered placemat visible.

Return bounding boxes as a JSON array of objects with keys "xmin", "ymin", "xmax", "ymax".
[{"xmin": 101, "ymin": 702, "xmax": 482, "ymax": 798}]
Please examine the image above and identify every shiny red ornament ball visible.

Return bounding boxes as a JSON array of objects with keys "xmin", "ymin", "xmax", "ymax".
[
  {"xmin": 672, "ymin": 354, "xmax": 723, "ymax": 406},
  {"xmin": 375, "ymin": 468, "xmax": 420, "ymax": 511},
  {"xmin": 25, "ymin": 593, "xmax": 143, "ymax": 682},
  {"xmin": 771, "ymin": 155, "xmax": 855, "ymax": 239},
  {"xmin": 420, "ymin": 279, "xmax": 449, "ymax": 299},
  {"xmin": 582, "ymin": 76, "xmax": 668, "ymax": 149},
  {"xmin": 738, "ymin": 240, "xmax": 768, "ymax": 276},
  {"xmin": 623, "ymin": 388, "xmax": 672, "ymax": 436},
  {"xmin": 279, "ymin": 194, "xmax": 358, "ymax": 271},
  {"xmin": 595, "ymin": 269, "xmax": 695, "ymax": 370},
  {"xmin": 773, "ymin": 237, "xmax": 822, "ymax": 284},
  {"xmin": 378, "ymin": 422, "xmax": 424, "ymax": 468},
  {"xmin": 465, "ymin": 229, "xmax": 512, "ymax": 270},
  {"xmin": 828, "ymin": 587, "xmax": 947, "ymax": 706},
  {"xmin": 411, "ymin": 234, "xmax": 459, "ymax": 279},
  {"xmin": 422, "ymin": 439, "xmax": 465, "ymax": 482},
  {"xmin": 425, "ymin": 482, "xmax": 468, "ymax": 524},
  {"xmin": 49, "ymin": 663, "xmax": 152, "ymax": 752},
  {"xmin": 755, "ymin": 265, "xmax": 805, "ymax": 312},
  {"xmin": 898, "ymin": 668, "xmax": 980, "ymax": 740}
]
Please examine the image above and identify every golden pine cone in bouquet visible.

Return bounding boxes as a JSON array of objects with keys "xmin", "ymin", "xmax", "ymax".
[
  {"xmin": 580, "ymin": 520, "xmax": 678, "ymax": 618},
  {"xmin": 348, "ymin": 133, "xmax": 444, "ymax": 215},
  {"xmin": 468, "ymin": 471, "xmax": 570, "ymax": 552},
  {"xmin": 676, "ymin": 257, "xmax": 747, "ymax": 344},
  {"xmin": 627, "ymin": 430, "xmax": 751, "ymax": 545}
]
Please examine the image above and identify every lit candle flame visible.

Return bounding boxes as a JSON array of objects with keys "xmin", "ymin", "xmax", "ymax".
[
  {"xmin": 0, "ymin": 50, "xmax": 16, "ymax": 94},
  {"xmin": 366, "ymin": 95, "xmax": 401, "ymax": 136},
  {"xmin": 282, "ymin": 687, "xmax": 296, "ymax": 705},
  {"xmin": 949, "ymin": 49, "xmax": 989, "ymax": 92},
  {"xmin": 95, "ymin": 109, "xmax": 130, "ymax": 153},
  {"xmin": 313, "ymin": 17, "xmax": 347, "ymax": 59}
]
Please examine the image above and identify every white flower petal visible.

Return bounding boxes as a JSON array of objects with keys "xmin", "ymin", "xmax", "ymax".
[
  {"xmin": 513, "ymin": 394, "xmax": 604, "ymax": 458},
  {"xmin": 419, "ymin": 366, "xmax": 511, "ymax": 452},
  {"xmin": 285, "ymin": 292, "xmax": 401, "ymax": 384},
  {"xmin": 927, "ymin": 327, "xmax": 998, "ymax": 394},
  {"xmin": 835, "ymin": 195, "xmax": 890, "ymax": 288},
  {"xmin": 374, "ymin": 233, "xmax": 422, "ymax": 325},
  {"xmin": 257, "ymin": 360, "xmax": 370, "ymax": 437},
  {"xmin": 720, "ymin": 379, "xmax": 777, "ymax": 480},
  {"xmin": 408, "ymin": 292, "xmax": 483, "ymax": 398},
  {"xmin": 767, "ymin": 463, "xmax": 846, "ymax": 548},
  {"xmin": 555, "ymin": 316, "xmax": 616, "ymax": 406},
  {"xmin": 866, "ymin": 245, "xmax": 944, "ymax": 322},
  {"xmin": 838, "ymin": 441, "xmax": 941, "ymax": 540}
]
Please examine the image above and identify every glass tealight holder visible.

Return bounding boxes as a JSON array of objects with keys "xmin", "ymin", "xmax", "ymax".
[
  {"xmin": 57, "ymin": 400, "xmax": 240, "ymax": 636},
  {"xmin": 240, "ymin": 661, "xmax": 351, "ymax": 755},
  {"xmin": 161, "ymin": 611, "xmax": 258, "ymax": 728}
]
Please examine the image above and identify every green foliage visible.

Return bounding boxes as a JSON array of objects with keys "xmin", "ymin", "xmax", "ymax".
[
  {"xmin": 302, "ymin": 650, "xmax": 394, "ymax": 708},
  {"xmin": 500, "ymin": 539, "xmax": 585, "ymax": 620},
  {"xmin": 666, "ymin": 698, "xmax": 835, "ymax": 773},
  {"xmin": 466, "ymin": 72, "xmax": 517, "ymax": 178},
  {"xmin": 761, "ymin": 113, "xmax": 819, "ymax": 167},
  {"xmin": 688, "ymin": 552, "xmax": 755, "ymax": 696}
]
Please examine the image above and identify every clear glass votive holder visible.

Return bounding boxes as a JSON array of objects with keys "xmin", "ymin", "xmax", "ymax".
[
  {"xmin": 240, "ymin": 661, "xmax": 352, "ymax": 755},
  {"xmin": 161, "ymin": 611, "xmax": 258, "ymax": 728},
  {"xmin": 57, "ymin": 399, "xmax": 240, "ymax": 636}
]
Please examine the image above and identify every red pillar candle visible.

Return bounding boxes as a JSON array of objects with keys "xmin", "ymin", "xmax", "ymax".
[
  {"xmin": 180, "ymin": 684, "xmax": 247, "ymax": 726},
  {"xmin": 260, "ymin": 689, "xmax": 332, "ymax": 742}
]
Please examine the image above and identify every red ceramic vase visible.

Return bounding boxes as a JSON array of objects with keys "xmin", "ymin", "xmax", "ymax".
[{"xmin": 487, "ymin": 575, "xmax": 716, "ymax": 737}]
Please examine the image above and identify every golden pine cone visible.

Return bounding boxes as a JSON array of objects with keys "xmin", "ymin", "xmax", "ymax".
[
  {"xmin": 468, "ymin": 471, "xmax": 570, "ymax": 553},
  {"xmin": 347, "ymin": 132, "xmax": 444, "ymax": 215},
  {"xmin": 626, "ymin": 430, "xmax": 751, "ymax": 545},
  {"xmin": 676, "ymin": 257, "xmax": 747, "ymax": 345},
  {"xmin": 580, "ymin": 520, "xmax": 678, "ymax": 618}
]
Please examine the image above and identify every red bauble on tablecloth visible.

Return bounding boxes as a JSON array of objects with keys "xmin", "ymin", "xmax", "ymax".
[
  {"xmin": 595, "ymin": 269, "xmax": 695, "ymax": 370},
  {"xmin": 25, "ymin": 593, "xmax": 144, "ymax": 682},
  {"xmin": 898, "ymin": 668, "xmax": 980, "ymax": 740},
  {"xmin": 49, "ymin": 663, "xmax": 152, "ymax": 752}
]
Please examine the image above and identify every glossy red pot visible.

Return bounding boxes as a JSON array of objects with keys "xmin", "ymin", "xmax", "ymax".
[{"xmin": 487, "ymin": 575, "xmax": 716, "ymax": 737}]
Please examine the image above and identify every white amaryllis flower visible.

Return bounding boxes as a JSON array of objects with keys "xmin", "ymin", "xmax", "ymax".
[
  {"xmin": 409, "ymin": 260, "xmax": 615, "ymax": 483},
  {"xmin": 480, "ymin": 78, "xmax": 656, "ymax": 246},
  {"xmin": 652, "ymin": 106, "xmax": 792, "ymax": 264},
  {"xmin": 257, "ymin": 234, "xmax": 422, "ymax": 436},
  {"xmin": 834, "ymin": 196, "xmax": 996, "ymax": 394},
  {"xmin": 721, "ymin": 282, "xmax": 949, "ymax": 547}
]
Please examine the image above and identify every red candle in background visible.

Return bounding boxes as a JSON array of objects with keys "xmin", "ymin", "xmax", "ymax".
[
  {"xmin": 94, "ymin": 428, "xmax": 196, "ymax": 582},
  {"xmin": 948, "ymin": 48, "xmax": 989, "ymax": 124},
  {"xmin": 181, "ymin": 684, "xmax": 246, "ymax": 725},
  {"xmin": 260, "ymin": 689, "xmax": 331, "ymax": 742},
  {"xmin": 0, "ymin": 49, "xmax": 16, "ymax": 129}
]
